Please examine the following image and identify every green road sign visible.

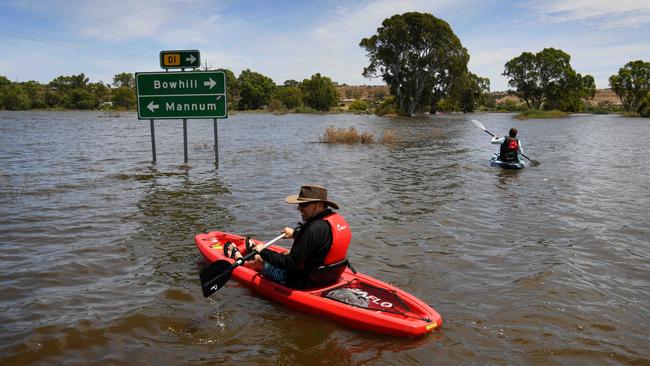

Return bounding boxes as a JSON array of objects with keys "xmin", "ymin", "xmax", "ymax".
[
  {"xmin": 159, "ymin": 50, "xmax": 201, "ymax": 69},
  {"xmin": 136, "ymin": 71, "xmax": 227, "ymax": 119}
]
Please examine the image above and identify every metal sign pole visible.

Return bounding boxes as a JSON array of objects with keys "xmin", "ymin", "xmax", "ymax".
[
  {"xmin": 150, "ymin": 119, "xmax": 157, "ymax": 163},
  {"xmin": 183, "ymin": 118, "xmax": 188, "ymax": 163},
  {"xmin": 213, "ymin": 118, "xmax": 219, "ymax": 165}
]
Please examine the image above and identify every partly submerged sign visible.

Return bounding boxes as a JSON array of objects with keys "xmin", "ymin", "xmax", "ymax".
[
  {"xmin": 159, "ymin": 50, "xmax": 200, "ymax": 69},
  {"xmin": 135, "ymin": 71, "xmax": 227, "ymax": 119}
]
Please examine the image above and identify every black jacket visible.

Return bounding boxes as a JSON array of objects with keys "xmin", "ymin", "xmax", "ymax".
[{"xmin": 260, "ymin": 209, "xmax": 334, "ymax": 288}]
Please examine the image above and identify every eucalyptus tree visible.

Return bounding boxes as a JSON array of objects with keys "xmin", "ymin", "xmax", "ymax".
[
  {"xmin": 300, "ymin": 73, "xmax": 338, "ymax": 111},
  {"xmin": 112, "ymin": 86, "xmax": 136, "ymax": 109},
  {"xmin": 360, "ymin": 12, "xmax": 469, "ymax": 116},
  {"xmin": 609, "ymin": 60, "xmax": 650, "ymax": 113},
  {"xmin": 1, "ymin": 84, "xmax": 31, "ymax": 110},
  {"xmin": 449, "ymin": 72, "xmax": 491, "ymax": 113},
  {"xmin": 545, "ymin": 72, "xmax": 595, "ymax": 111},
  {"xmin": 112, "ymin": 72, "xmax": 135, "ymax": 89},
  {"xmin": 503, "ymin": 48, "xmax": 594, "ymax": 111},
  {"xmin": 283, "ymin": 79, "xmax": 300, "ymax": 87},
  {"xmin": 217, "ymin": 68, "xmax": 238, "ymax": 110},
  {"xmin": 20, "ymin": 80, "xmax": 47, "ymax": 109},
  {"xmin": 236, "ymin": 69, "xmax": 277, "ymax": 110},
  {"xmin": 275, "ymin": 86, "xmax": 303, "ymax": 109},
  {"xmin": 50, "ymin": 73, "xmax": 89, "ymax": 92},
  {"xmin": 639, "ymin": 93, "xmax": 650, "ymax": 117}
]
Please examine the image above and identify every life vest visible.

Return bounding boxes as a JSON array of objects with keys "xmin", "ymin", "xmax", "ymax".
[
  {"xmin": 322, "ymin": 213, "xmax": 352, "ymax": 265},
  {"xmin": 500, "ymin": 137, "xmax": 519, "ymax": 162}
]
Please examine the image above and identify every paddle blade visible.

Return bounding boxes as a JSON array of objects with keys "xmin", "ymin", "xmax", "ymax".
[
  {"xmin": 200, "ymin": 260, "xmax": 234, "ymax": 297},
  {"xmin": 471, "ymin": 119, "xmax": 486, "ymax": 131},
  {"xmin": 520, "ymin": 153, "xmax": 541, "ymax": 167}
]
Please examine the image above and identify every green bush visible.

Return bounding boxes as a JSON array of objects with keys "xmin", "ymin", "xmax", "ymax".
[
  {"xmin": 495, "ymin": 99, "xmax": 526, "ymax": 112},
  {"xmin": 267, "ymin": 99, "xmax": 287, "ymax": 114},
  {"xmin": 584, "ymin": 101, "xmax": 624, "ymax": 115},
  {"xmin": 639, "ymin": 92, "xmax": 650, "ymax": 117},
  {"xmin": 294, "ymin": 105, "xmax": 319, "ymax": 114},
  {"xmin": 1, "ymin": 84, "xmax": 31, "ymax": 110},
  {"xmin": 374, "ymin": 96, "xmax": 399, "ymax": 116},
  {"xmin": 514, "ymin": 109, "xmax": 568, "ymax": 120},
  {"xmin": 436, "ymin": 98, "xmax": 457, "ymax": 112},
  {"xmin": 275, "ymin": 86, "xmax": 303, "ymax": 109},
  {"xmin": 348, "ymin": 99, "xmax": 369, "ymax": 112}
]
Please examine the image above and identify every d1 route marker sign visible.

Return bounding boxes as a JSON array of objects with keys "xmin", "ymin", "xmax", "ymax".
[
  {"xmin": 159, "ymin": 50, "xmax": 201, "ymax": 69},
  {"xmin": 135, "ymin": 71, "xmax": 227, "ymax": 119}
]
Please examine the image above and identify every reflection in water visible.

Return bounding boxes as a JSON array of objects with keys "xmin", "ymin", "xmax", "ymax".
[
  {"xmin": 496, "ymin": 169, "xmax": 521, "ymax": 188},
  {"xmin": 133, "ymin": 169, "xmax": 234, "ymax": 287}
]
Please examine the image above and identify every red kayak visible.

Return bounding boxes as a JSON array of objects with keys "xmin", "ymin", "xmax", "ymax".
[{"xmin": 195, "ymin": 231, "xmax": 442, "ymax": 337}]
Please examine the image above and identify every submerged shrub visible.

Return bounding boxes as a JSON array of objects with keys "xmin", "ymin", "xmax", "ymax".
[
  {"xmin": 320, "ymin": 127, "xmax": 374, "ymax": 144},
  {"xmin": 379, "ymin": 129, "xmax": 399, "ymax": 145}
]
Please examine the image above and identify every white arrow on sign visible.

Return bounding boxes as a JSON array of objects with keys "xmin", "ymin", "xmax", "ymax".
[
  {"xmin": 186, "ymin": 54, "xmax": 197, "ymax": 64},
  {"xmin": 204, "ymin": 78, "xmax": 217, "ymax": 89},
  {"xmin": 147, "ymin": 101, "xmax": 160, "ymax": 112}
]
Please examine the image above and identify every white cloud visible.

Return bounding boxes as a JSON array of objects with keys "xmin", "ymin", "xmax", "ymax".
[
  {"xmin": 520, "ymin": 0, "xmax": 650, "ymax": 28},
  {"xmin": 2, "ymin": 0, "xmax": 646, "ymax": 89},
  {"xmin": 5, "ymin": 0, "xmax": 230, "ymax": 43},
  {"xmin": 257, "ymin": 0, "xmax": 469, "ymax": 84}
]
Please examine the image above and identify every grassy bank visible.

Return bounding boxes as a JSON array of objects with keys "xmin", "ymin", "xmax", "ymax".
[{"xmin": 514, "ymin": 109, "xmax": 568, "ymax": 120}]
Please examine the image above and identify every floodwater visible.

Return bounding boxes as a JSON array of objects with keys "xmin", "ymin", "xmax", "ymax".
[{"xmin": 1, "ymin": 111, "xmax": 648, "ymax": 365}]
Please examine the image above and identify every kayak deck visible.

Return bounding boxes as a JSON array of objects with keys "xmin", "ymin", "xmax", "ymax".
[
  {"xmin": 195, "ymin": 231, "xmax": 442, "ymax": 337},
  {"xmin": 490, "ymin": 153, "xmax": 526, "ymax": 169}
]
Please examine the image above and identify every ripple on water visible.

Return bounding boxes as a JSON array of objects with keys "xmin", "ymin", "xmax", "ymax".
[{"xmin": 1, "ymin": 112, "xmax": 649, "ymax": 365}]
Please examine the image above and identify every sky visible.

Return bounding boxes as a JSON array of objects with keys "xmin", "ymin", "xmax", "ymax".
[{"xmin": 1, "ymin": 0, "xmax": 649, "ymax": 91}]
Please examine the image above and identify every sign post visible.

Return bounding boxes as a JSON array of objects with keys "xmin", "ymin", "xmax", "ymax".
[{"xmin": 137, "ymin": 51, "xmax": 227, "ymax": 165}]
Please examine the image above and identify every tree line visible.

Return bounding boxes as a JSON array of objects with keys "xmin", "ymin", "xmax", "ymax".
[
  {"xmin": 359, "ymin": 12, "xmax": 650, "ymax": 117},
  {"xmin": 0, "ymin": 70, "xmax": 342, "ymax": 113},
  {"xmin": 1, "ymin": 12, "xmax": 649, "ymax": 117}
]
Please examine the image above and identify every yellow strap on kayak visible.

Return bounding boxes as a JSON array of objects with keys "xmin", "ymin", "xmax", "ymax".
[{"xmin": 426, "ymin": 322, "xmax": 438, "ymax": 330}]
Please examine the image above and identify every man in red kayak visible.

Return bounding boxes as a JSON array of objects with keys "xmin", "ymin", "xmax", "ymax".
[
  {"xmin": 223, "ymin": 184, "xmax": 352, "ymax": 289},
  {"xmin": 491, "ymin": 127, "xmax": 525, "ymax": 162}
]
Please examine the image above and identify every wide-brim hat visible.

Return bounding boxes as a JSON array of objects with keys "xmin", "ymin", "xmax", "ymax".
[{"xmin": 285, "ymin": 184, "xmax": 339, "ymax": 209}]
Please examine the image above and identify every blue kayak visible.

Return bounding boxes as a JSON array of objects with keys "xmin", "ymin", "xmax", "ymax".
[{"xmin": 490, "ymin": 153, "xmax": 526, "ymax": 169}]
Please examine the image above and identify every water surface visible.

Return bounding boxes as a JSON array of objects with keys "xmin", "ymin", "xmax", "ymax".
[{"xmin": 1, "ymin": 111, "xmax": 648, "ymax": 365}]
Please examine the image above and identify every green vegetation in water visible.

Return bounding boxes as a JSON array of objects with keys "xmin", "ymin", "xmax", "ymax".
[
  {"xmin": 348, "ymin": 99, "xmax": 370, "ymax": 113},
  {"xmin": 514, "ymin": 109, "xmax": 568, "ymax": 120}
]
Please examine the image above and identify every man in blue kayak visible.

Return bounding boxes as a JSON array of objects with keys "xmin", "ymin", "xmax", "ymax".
[
  {"xmin": 223, "ymin": 184, "xmax": 352, "ymax": 289},
  {"xmin": 491, "ymin": 127, "xmax": 524, "ymax": 162}
]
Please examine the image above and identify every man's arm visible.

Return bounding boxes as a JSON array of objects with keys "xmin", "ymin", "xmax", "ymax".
[{"xmin": 491, "ymin": 136, "xmax": 505, "ymax": 144}]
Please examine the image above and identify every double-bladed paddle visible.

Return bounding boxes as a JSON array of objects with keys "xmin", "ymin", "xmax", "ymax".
[
  {"xmin": 200, "ymin": 232, "xmax": 287, "ymax": 297},
  {"xmin": 470, "ymin": 119, "xmax": 540, "ymax": 166}
]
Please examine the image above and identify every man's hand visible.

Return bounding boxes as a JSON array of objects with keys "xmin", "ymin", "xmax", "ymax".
[{"xmin": 282, "ymin": 227, "xmax": 294, "ymax": 238}]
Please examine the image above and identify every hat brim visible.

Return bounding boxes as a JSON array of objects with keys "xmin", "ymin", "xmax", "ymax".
[{"xmin": 285, "ymin": 195, "xmax": 339, "ymax": 209}]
